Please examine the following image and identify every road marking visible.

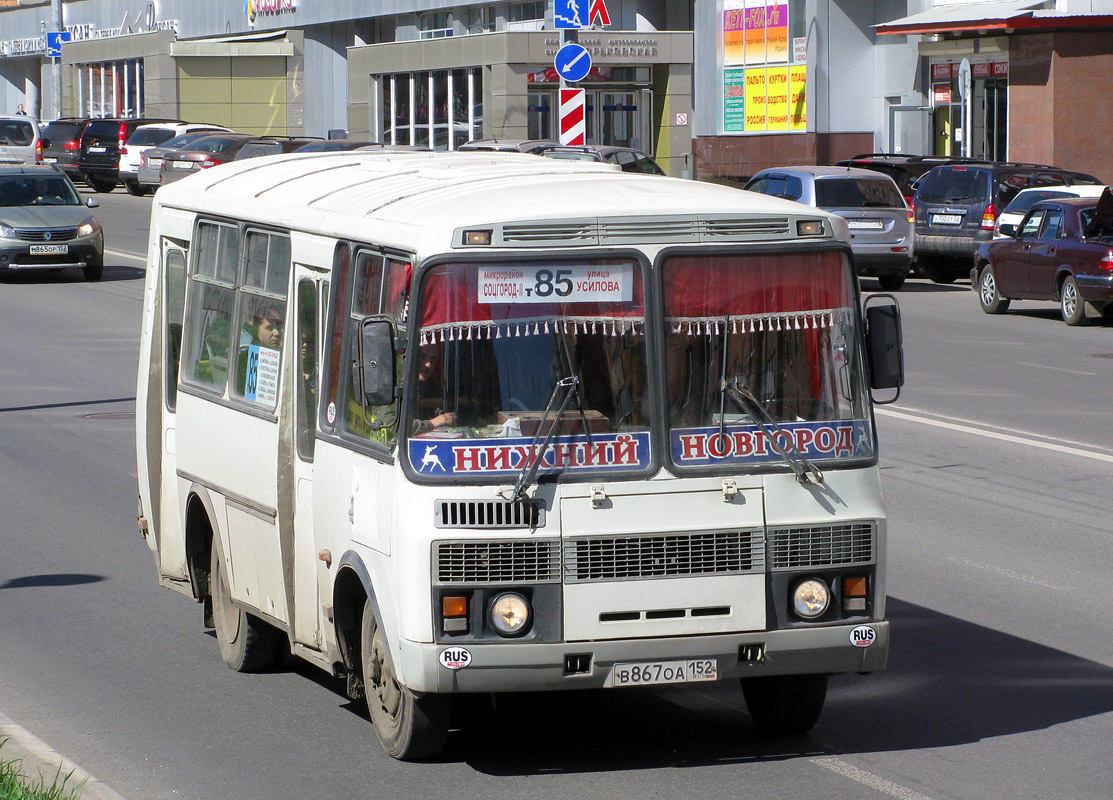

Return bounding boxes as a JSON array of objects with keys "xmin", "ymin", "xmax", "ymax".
[
  {"xmin": 946, "ymin": 555, "xmax": 1072, "ymax": 591},
  {"xmin": 811, "ymin": 757, "xmax": 937, "ymax": 800},
  {"xmin": 1013, "ymin": 360, "xmax": 1097, "ymax": 376},
  {"xmin": 876, "ymin": 407, "xmax": 1113, "ymax": 464},
  {"xmin": 106, "ymin": 247, "xmax": 145, "ymax": 263}
]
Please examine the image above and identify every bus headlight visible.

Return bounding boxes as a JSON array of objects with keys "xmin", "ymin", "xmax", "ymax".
[
  {"xmin": 489, "ymin": 592, "xmax": 531, "ymax": 636},
  {"xmin": 792, "ymin": 578, "xmax": 830, "ymax": 619}
]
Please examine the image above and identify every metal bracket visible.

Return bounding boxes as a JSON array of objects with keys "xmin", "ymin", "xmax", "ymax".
[
  {"xmin": 722, "ymin": 478, "xmax": 738, "ymax": 502},
  {"xmin": 590, "ymin": 485, "xmax": 607, "ymax": 508}
]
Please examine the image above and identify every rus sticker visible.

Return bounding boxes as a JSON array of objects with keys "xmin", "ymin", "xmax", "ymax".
[
  {"xmin": 849, "ymin": 625, "xmax": 876, "ymax": 648},
  {"xmin": 439, "ymin": 647, "xmax": 472, "ymax": 670}
]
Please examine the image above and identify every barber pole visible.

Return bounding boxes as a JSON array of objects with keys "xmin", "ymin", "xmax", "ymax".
[{"xmin": 560, "ymin": 88, "xmax": 586, "ymax": 145}]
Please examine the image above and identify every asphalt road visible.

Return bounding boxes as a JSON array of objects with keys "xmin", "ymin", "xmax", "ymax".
[{"xmin": 1, "ymin": 187, "xmax": 1111, "ymax": 800}]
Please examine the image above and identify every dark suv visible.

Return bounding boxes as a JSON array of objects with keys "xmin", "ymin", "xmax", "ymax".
[
  {"xmin": 834, "ymin": 153, "xmax": 977, "ymax": 205},
  {"xmin": 39, "ymin": 118, "xmax": 91, "ymax": 183},
  {"xmin": 912, "ymin": 162, "xmax": 1103, "ymax": 283},
  {"xmin": 79, "ymin": 117, "xmax": 182, "ymax": 192}
]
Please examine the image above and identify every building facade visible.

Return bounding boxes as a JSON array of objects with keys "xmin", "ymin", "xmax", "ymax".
[{"xmin": 1, "ymin": 0, "xmax": 1112, "ymax": 183}]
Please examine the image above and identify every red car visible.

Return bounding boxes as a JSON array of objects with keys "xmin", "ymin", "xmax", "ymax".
[{"xmin": 973, "ymin": 190, "xmax": 1113, "ymax": 326}]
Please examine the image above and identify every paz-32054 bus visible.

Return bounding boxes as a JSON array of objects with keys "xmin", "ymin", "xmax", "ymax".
[{"xmin": 136, "ymin": 151, "xmax": 904, "ymax": 760}]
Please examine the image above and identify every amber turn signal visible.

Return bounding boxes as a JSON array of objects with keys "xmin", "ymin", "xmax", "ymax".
[
  {"xmin": 843, "ymin": 576, "xmax": 868, "ymax": 597},
  {"xmin": 442, "ymin": 596, "xmax": 468, "ymax": 617}
]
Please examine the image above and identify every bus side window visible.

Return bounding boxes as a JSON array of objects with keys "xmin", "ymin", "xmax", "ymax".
[
  {"xmin": 164, "ymin": 246, "xmax": 187, "ymax": 410},
  {"xmin": 183, "ymin": 222, "xmax": 238, "ymax": 392},
  {"xmin": 231, "ymin": 231, "xmax": 291, "ymax": 407},
  {"xmin": 296, "ymin": 279, "xmax": 318, "ymax": 460},
  {"xmin": 323, "ymin": 244, "xmax": 351, "ymax": 434}
]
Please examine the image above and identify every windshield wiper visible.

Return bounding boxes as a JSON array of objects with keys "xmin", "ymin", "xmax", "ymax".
[
  {"xmin": 512, "ymin": 375, "xmax": 582, "ymax": 500},
  {"xmin": 723, "ymin": 378, "xmax": 823, "ymax": 485}
]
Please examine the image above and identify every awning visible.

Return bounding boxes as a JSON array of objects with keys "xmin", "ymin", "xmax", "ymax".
[{"xmin": 875, "ymin": 1, "xmax": 1049, "ymax": 36}]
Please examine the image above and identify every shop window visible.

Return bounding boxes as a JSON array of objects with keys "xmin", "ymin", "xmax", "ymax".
[
  {"xmin": 78, "ymin": 59, "xmax": 144, "ymax": 118},
  {"xmin": 378, "ymin": 69, "xmax": 483, "ymax": 149}
]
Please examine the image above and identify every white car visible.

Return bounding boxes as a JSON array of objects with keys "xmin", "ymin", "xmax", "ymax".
[
  {"xmin": 994, "ymin": 184, "xmax": 1108, "ymax": 237},
  {"xmin": 119, "ymin": 122, "xmax": 231, "ymax": 195}
]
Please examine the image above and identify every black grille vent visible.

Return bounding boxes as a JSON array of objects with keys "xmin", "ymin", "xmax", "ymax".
[
  {"xmin": 702, "ymin": 217, "xmax": 791, "ymax": 237},
  {"xmin": 434, "ymin": 499, "xmax": 544, "ymax": 529},
  {"xmin": 16, "ymin": 227, "xmax": 80, "ymax": 242},
  {"xmin": 435, "ymin": 539, "xmax": 560, "ymax": 584},
  {"xmin": 767, "ymin": 523, "xmax": 875, "ymax": 570},
  {"xmin": 563, "ymin": 530, "xmax": 764, "ymax": 583}
]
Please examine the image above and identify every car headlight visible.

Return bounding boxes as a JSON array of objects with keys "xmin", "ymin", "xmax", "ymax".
[
  {"xmin": 489, "ymin": 592, "xmax": 531, "ymax": 636},
  {"xmin": 792, "ymin": 578, "xmax": 830, "ymax": 619},
  {"xmin": 77, "ymin": 217, "xmax": 100, "ymax": 237},
  {"xmin": 0, "ymin": 222, "xmax": 15, "ymax": 239}
]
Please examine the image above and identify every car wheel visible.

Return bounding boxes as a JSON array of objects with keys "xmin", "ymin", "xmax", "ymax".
[
  {"xmin": 978, "ymin": 266, "xmax": 1010, "ymax": 314},
  {"xmin": 210, "ymin": 544, "xmax": 281, "ymax": 671},
  {"xmin": 88, "ymin": 176, "xmax": 116, "ymax": 193},
  {"xmin": 361, "ymin": 599, "xmax": 450, "ymax": 760},
  {"xmin": 123, "ymin": 180, "xmax": 148, "ymax": 197},
  {"xmin": 876, "ymin": 270, "xmax": 908, "ymax": 291},
  {"xmin": 741, "ymin": 673, "xmax": 828, "ymax": 735},
  {"xmin": 1060, "ymin": 274, "xmax": 1088, "ymax": 326},
  {"xmin": 82, "ymin": 261, "xmax": 104, "ymax": 282}
]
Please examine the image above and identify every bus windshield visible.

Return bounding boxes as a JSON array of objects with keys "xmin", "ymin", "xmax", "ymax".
[
  {"xmin": 406, "ymin": 258, "xmax": 651, "ymax": 479},
  {"xmin": 661, "ymin": 250, "xmax": 873, "ymax": 471}
]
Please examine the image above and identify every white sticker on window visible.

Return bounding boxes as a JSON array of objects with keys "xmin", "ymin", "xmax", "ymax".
[
  {"xmin": 478, "ymin": 264, "xmax": 632, "ymax": 304},
  {"xmin": 245, "ymin": 345, "xmax": 280, "ymax": 405}
]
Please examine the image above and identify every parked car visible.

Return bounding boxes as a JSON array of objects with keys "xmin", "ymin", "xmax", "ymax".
[
  {"xmin": 79, "ymin": 117, "xmax": 183, "ymax": 193},
  {"xmin": 911, "ymin": 161, "xmax": 1103, "ymax": 283},
  {"xmin": 0, "ymin": 164, "xmax": 104, "ymax": 280},
  {"xmin": 457, "ymin": 138, "xmax": 560, "ymax": 153},
  {"xmin": 120, "ymin": 122, "xmax": 231, "ymax": 195},
  {"xmin": 0, "ymin": 115, "xmax": 41, "ymax": 165},
  {"xmin": 536, "ymin": 144, "xmax": 665, "ymax": 174},
  {"xmin": 138, "ymin": 131, "xmax": 237, "ymax": 191},
  {"xmin": 993, "ymin": 184, "xmax": 1107, "ymax": 238},
  {"xmin": 232, "ymin": 137, "xmax": 323, "ymax": 160},
  {"xmin": 834, "ymin": 153, "xmax": 977, "ymax": 205},
  {"xmin": 38, "ymin": 118, "xmax": 90, "ymax": 182},
  {"xmin": 158, "ymin": 134, "xmax": 255, "ymax": 186},
  {"xmin": 293, "ymin": 139, "xmax": 378, "ymax": 152},
  {"xmin": 744, "ymin": 165, "xmax": 914, "ymax": 290},
  {"xmin": 973, "ymin": 191, "xmax": 1113, "ymax": 325}
]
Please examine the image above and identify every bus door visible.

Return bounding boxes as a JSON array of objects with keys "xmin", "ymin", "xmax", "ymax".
[
  {"xmin": 156, "ymin": 240, "xmax": 188, "ymax": 581},
  {"xmin": 291, "ymin": 265, "xmax": 328, "ymax": 649}
]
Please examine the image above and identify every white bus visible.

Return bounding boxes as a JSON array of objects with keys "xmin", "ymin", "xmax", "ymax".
[{"xmin": 136, "ymin": 151, "xmax": 904, "ymax": 760}]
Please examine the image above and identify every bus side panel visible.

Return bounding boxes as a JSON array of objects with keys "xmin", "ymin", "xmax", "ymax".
[{"xmin": 136, "ymin": 211, "xmax": 161, "ymax": 555}]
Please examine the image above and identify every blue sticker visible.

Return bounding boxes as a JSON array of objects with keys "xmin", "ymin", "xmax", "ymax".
[
  {"xmin": 409, "ymin": 431, "xmax": 651, "ymax": 476},
  {"xmin": 671, "ymin": 420, "xmax": 872, "ymax": 467}
]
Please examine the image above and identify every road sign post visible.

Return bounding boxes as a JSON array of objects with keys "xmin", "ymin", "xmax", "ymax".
[{"xmin": 559, "ymin": 88, "xmax": 586, "ymax": 145}]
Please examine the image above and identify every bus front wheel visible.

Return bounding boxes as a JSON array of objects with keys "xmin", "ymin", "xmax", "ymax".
[
  {"xmin": 361, "ymin": 600, "xmax": 450, "ymax": 760},
  {"xmin": 210, "ymin": 546, "xmax": 280, "ymax": 671},
  {"xmin": 740, "ymin": 673, "xmax": 828, "ymax": 735}
]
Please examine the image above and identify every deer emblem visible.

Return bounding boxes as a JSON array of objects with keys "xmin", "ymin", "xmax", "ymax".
[{"xmin": 419, "ymin": 445, "xmax": 446, "ymax": 472}]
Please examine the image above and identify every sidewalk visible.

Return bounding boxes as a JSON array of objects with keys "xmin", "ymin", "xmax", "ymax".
[{"xmin": 0, "ymin": 711, "xmax": 129, "ymax": 800}]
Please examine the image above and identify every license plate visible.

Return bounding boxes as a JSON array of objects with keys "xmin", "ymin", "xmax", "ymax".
[
  {"xmin": 172, "ymin": 161, "xmax": 193, "ymax": 169},
  {"xmin": 608, "ymin": 659, "xmax": 717, "ymax": 687},
  {"xmin": 846, "ymin": 219, "xmax": 884, "ymax": 230},
  {"xmin": 43, "ymin": 157, "xmax": 57, "ymax": 163},
  {"xmin": 88, "ymin": 146, "xmax": 106, "ymax": 153},
  {"xmin": 148, "ymin": 158, "xmax": 163, "ymax": 167},
  {"xmin": 932, "ymin": 213, "xmax": 963, "ymax": 225},
  {"xmin": 30, "ymin": 244, "xmax": 68, "ymax": 255}
]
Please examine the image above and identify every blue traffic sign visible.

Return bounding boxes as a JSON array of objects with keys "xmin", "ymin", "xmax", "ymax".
[
  {"xmin": 554, "ymin": 0, "xmax": 589, "ymax": 29},
  {"xmin": 45, "ymin": 31, "xmax": 71, "ymax": 58},
  {"xmin": 555, "ymin": 43, "xmax": 592, "ymax": 83}
]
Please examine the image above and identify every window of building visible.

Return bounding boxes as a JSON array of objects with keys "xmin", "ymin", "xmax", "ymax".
[
  {"xmin": 419, "ymin": 11, "xmax": 453, "ymax": 39},
  {"xmin": 377, "ymin": 69, "xmax": 484, "ymax": 150},
  {"xmin": 467, "ymin": 6, "xmax": 496, "ymax": 33},
  {"xmin": 509, "ymin": 2, "xmax": 545, "ymax": 22},
  {"xmin": 77, "ymin": 60, "xmax": 145, "ymax": 117}
]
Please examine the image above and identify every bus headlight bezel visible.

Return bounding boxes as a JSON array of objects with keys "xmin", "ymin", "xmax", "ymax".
[
  {"xmin": 791, "ymin": 578, "xmax": 831, "ymax": 619},
  {"xmin": 488, "ymin": 592, "xmax": 532, "ymax": 637}
]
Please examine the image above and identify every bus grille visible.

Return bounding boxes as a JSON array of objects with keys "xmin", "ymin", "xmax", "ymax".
[
  {"xmin": 563, "ymin": 530, "xmax": 765, "ymax": 583},
  {"xmin": 434, "ymin": 540, "xmax": 561, "ymax": 584},
  {"xmin": 434, "ymin": 499, "xmax": 544, "ymax": 529},
  {"xmin": 767, "ymin": 523, "xmax": 875, "ymax": 570},
  {"xmin": 488, "ymin": 216, "xmax": 804, "ymax": 247}
]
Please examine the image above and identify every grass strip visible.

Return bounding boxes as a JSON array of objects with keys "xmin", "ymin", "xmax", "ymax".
[{"xmin": 0, "ymin": 738, "xmax": 85, "ymax": 800}]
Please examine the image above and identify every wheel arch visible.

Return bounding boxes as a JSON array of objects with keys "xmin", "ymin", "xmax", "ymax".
[
  {"xmin": 184, "ymin": 485, "xmax": 220, "ymax": 602},
  {"xmin": 1055, "ymin": 266, "xmax": 1077, "ymax": 298},
  {"xmin": 332, "ymin": 552, "xmax": 398, "ymax": 683}
]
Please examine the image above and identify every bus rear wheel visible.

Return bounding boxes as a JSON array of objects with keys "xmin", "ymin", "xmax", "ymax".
[
  {"xmin": 210, "ymin": 545, "xmax": 280, "ymax": 671},
  {"xmin": 741, "ymin": 673, "xmax": 828, "ymax": 735},
  {"xmin": 361, "ymin": 599, "xmax": 450, "ymax": 760}
]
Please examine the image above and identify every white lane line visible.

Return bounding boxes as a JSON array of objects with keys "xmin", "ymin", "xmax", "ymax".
[
  {"xmin": 811, "ymin": 757, "xmax": 937, "ymax": 800},
  {"xmin": 876, "ymin": 408, "xmax": 1113, "ymax": 464},
  {"xmin": 106, "ymin": 247, "xmax": 145, "ymax": 263},
  {"xmin": 1013, "ymin": 360, "xmax": 1097, "ymax": 377},
  {"xmin": 946, "ymin": 555, "xmax": 1072, "ymax": 592}
]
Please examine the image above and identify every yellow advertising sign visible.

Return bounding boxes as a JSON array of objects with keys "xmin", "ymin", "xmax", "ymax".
[
  {"xmin": 723, "ymin": 1, "xmax": 746, "ymax": 66},
  {"xmin": 766, "ymin": 67, "xmax": 789, "ymax": 130},
  {"xmin": 745, "ymin": 68, "xmax": 767, "ymax": 131},
  {"xmin": 789, "ymin": 64, "xmax": 807, "ymax": 130}
]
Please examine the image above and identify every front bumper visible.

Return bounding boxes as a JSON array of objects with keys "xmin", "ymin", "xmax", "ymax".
[{"xmin": 400, "ymin": 620, "xmax": 890, "ymax": 693}]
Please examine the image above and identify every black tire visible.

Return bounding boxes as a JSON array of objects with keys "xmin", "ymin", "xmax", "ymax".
[
  {"xmin": 210, "ymin": 545, "xmax": 281, "ymax": 671},
  {"xmin": 876, "ymin": 270, "xmax": 908, "ymax": 291},
  {"xmin": 977, "ymin": 265, "xmax": 1010, "ymax": 314},
  {"xmin": 123, "ymin": 179, "xmax": 148, "ymax": 196},
  {"xmin": 1060, "ymin": 274, "xmax": 1088, "ymax": 326},
  {"xmin": 88, "ymin": 176, "xmax": 116, "ymax": 193},
  {"xmin": 918, "ymin": 256, "xmax": 959, "ymax": 284},
  {"xmin": 361, "ymin": 600, "xmax": 450, "ymax": 760},
  {"xmin": 741, "ymin": 673, "xmax": 828, "ymax": 735},
  {"xmin": 82, "ymin": 261, "xmax": 104, "ymax": 282}
]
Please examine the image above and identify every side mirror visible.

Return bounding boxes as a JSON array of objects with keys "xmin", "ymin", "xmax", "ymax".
[
  {"xmin": 358, "ymin": 318, "xmax": 396, "ymax": 406},
  {"xmin": 997, "ymin": 222, "xmax": 1016, "ymax": 237},
  {"xmin": 864, "ymin": 295, "xmax": 904, "ymax": 403},
  {"xmin": 85, "ymin": 197, "xmax": 99, "ymax": 208}
]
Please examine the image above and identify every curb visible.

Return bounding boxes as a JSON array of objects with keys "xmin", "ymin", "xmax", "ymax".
[{"xmin": 0, "ymin": 711, "xmax": 130, "ymax": 800}]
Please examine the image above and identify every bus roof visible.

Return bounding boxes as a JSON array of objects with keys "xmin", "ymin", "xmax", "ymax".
[{"xmin": 152, "ymin": 151, "xmax": 847, "ymax": 255}]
